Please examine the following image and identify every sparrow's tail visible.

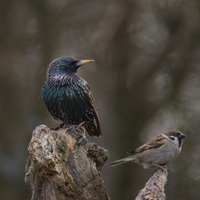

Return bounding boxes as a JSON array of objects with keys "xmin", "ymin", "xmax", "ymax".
[{"xmin": 110, "ymin": 157, "xmax": 134, "ymax": 167}]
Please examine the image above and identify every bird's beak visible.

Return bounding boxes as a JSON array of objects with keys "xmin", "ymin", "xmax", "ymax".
[
  {"xmin": 76, "ymin": 59, "xmax": 95, "ymax": 67},
  {"xmin": 179, "ymin": 134, "xmax": 187, "ymax": 140}
]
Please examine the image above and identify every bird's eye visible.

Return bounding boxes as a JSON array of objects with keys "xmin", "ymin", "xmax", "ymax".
[
  {"xmin": 71, "ymin": 61, "xmax": 77, "ymax": 65},
  {"xmin": 169, "ymin": 136, "xmax": 175, "ymax": 140}
]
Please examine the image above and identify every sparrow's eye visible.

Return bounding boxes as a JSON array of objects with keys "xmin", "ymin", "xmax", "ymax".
[{"xmin": 169, "ymin": 136, "xmax": 175, "ymax": 141}]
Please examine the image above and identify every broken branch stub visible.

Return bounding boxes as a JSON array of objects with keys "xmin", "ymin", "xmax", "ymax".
[{"xmin": 25, "ymin": 125, "xmax": 110, "ymax": 200}]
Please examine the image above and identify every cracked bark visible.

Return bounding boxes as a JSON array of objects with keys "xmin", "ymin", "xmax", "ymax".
[
  {"xmin": 25, "ymin": 125, "xmax": 110, "ymax": 200},
  {"xmin": 135, "ymin": 168, "xmax": 168, "ymax": 200}
]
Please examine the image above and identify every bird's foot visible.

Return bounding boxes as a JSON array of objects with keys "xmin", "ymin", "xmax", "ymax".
[
  {"xmin": 77, "ymin": 132, "xmax": 87, "ymax": 146},
  {"xmin": 151, "ymin": 164, "xmax": 169, "ymax": 173},
  {"xmin": 77, "ymin": 121, "xmax": 86, "ymax": 130},
  {"xmin": 73, "ymin": 123, "xmax": 87, "ymax": 145},
  {"xmin": 68, "ymin": 122, "xmax": 86, "ymax": 134},
  {"xmin": 62, "ymin": 123, "xmax": 87, "ymax": 145}
]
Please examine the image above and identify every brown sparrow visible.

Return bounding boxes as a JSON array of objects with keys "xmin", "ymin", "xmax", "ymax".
[{"xmin": 110, "ymin": 130, "xmax": 187, "ymax": 170}]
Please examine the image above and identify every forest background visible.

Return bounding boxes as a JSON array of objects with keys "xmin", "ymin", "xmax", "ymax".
[{"xmin": 1, "ymin": 0, "xmax": 200, "ymax": 199}]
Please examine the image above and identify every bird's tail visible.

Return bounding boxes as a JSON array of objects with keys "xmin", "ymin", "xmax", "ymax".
[{"xmin": 110, "ymin": 157, "xmax": 134, "ymax": 167}]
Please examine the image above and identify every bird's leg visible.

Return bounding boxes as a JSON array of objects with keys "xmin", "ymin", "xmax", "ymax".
[
  {"xmin": 77, "ymin": 121, "xmax": 86, "ymax": 130},
  {"xmin": 151, "ymin": 164, "xmax": 168, "ymax": 173},
  {"xmin": 76, "ymin": 122, "xmax": 87, "ymax": 145},
  {"xmin": 77, "ymin": 132, "xmax": 87, "ymax": 146},
  {"xmin": 67, "ymin": 122, "xmax": 86, "ymax": 133},
  {"xmin": 66, "ymin": 122, "xmax": 87, "ymax": 145}
]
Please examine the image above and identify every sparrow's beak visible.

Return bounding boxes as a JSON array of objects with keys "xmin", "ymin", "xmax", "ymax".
[
  {"xmin": 76, "ymin": 59, "xmax": 95, "ymax": 67},
  {"xmin": 179, "ymin": 134, "xmax": 187, "ymax": 140}
]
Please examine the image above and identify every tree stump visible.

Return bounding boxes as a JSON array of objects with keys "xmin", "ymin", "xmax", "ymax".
[
  {"xmin": 135, "ymin": 168, "xmax": 168, "ymax": 200},
  {"xmin": 25, "ymin": 125, "xmax": 110, "ymax": 200}
]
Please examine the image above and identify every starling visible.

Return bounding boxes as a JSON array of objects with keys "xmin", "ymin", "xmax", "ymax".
[{"xmin": 41, "ymin": 56, "xmax": 102, "ymax": 137}]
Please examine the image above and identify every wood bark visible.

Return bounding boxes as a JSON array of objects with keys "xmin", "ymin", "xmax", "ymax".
[
  {"xmin": 135, "ymin": 168, "xmax": 168, "ymax": 200},
  {"xmin": 25, "ymin": 125, "xmax": 110, "ymax": 200},
  {"xmin": 25, "ymin": 124, "xmax": 169, "ymax": 200}
]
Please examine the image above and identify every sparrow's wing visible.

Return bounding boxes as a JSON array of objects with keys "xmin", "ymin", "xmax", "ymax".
[{"xmin": 128, "ymin": 135, "xmax": 166, "ymax": 155}]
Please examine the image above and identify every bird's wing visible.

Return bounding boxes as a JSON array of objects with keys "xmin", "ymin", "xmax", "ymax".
[
  {"xmin": 77, "ymin": 79, "xmax": 102, "ymax": 137},
  {"xmin": 87, "ymin": 91, "xmax": 102, "ymax": 135},
  {"xmin": 128, "ymin": 135, "xmax": 166, "ymax": 155}
]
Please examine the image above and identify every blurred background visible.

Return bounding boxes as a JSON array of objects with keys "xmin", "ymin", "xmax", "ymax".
[{"xmin": 1, "ymin": 0, "xmax": 200, "ymax": 199}]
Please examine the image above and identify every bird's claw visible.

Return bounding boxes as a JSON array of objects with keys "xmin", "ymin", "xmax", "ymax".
[
  {"xmin": 77, "ymin": 132, "xmax": 87, "ymax": 146},
  {"xmin": 151, "ymin": 164, "xmax": 169, "ymax": 173}
]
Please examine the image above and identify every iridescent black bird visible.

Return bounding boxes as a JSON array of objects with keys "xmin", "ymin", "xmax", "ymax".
[{"xmin": 41, "ymin": 57, "xmax": 102, "ymax": 137}]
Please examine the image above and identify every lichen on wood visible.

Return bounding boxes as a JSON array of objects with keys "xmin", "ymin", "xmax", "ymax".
[{"xmin": 25, "ymin": 125, "xmax": 110, "ymax": 200}]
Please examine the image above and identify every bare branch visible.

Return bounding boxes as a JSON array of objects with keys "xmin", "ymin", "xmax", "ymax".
[{"xmin": 135, "ymin": 168, "xmax": 168, "ymax": 200}]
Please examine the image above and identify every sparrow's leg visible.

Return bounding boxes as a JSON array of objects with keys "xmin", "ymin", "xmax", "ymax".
[{"xmin": 151, "ymin": 164, "xmax": 168, "ymax": 173}]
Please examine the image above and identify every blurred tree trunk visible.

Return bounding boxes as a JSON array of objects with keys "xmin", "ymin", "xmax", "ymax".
[{"xmin": 25, "ymin": 125, "xmax": 109, "ymax": 200}]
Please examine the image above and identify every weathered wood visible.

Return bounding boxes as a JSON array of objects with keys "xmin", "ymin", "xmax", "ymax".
[
  {"xmin": 135, "ymin": 168, "xmax": 168, "ymax": 200},
  {"xmin": 25, "ymin": 125, "xmax": 110, "ymax": 200}
]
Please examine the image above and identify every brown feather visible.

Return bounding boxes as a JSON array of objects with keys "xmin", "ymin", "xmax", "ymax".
[{"xmin": 128, "ymin": 135, "xmax": 166, "ymax": 155}]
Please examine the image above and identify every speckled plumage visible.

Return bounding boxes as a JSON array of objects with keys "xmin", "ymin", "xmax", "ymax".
[{"xmin": 41, "ymin": 57, "xmax": 102, "ymax": 137}]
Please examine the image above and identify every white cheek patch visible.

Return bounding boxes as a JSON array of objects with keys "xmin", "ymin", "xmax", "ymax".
[
  {"xmin": 172, "ymin": 137, "xmax": 179, "ymax": 146},
  {"xmin": 163, "ymin": 134, "xmax": 180, "ymax": 147}
]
